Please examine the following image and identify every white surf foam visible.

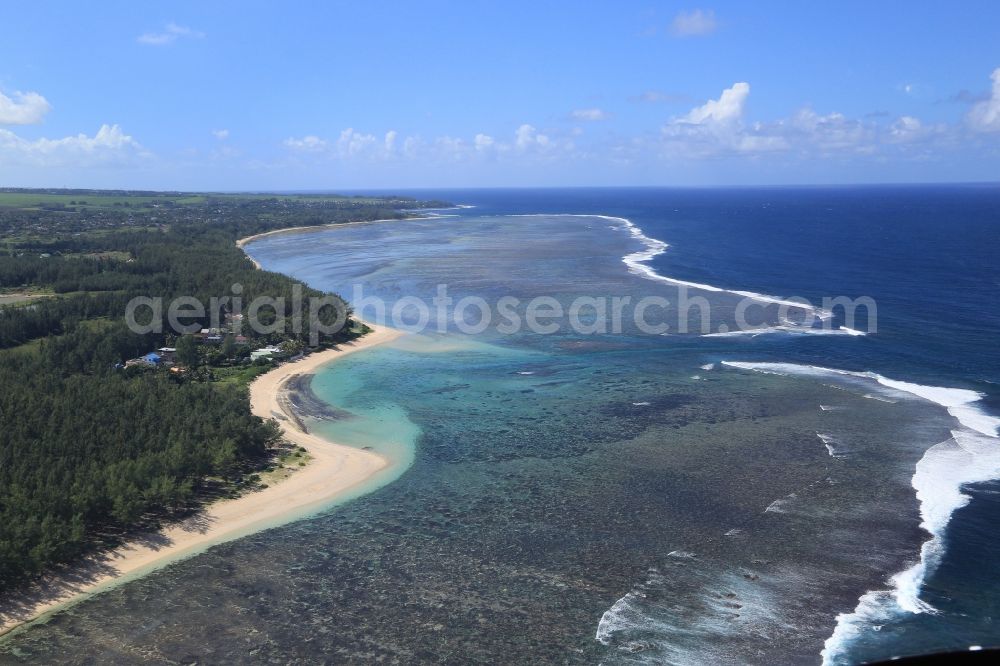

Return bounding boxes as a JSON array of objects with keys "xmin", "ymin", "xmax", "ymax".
[
  {"xmin": 509, "ymin": 213, "xmax": 838, "ymax": 328},
  {"xmin": 613, "ymin": 216, "xmax": 830, "ymax": 319},
  {"xmin": 816, "ymin": 433, "xmax": 839, "ymax": 458},
  {"xmin": 704, "ymin": 324, "xmax": 867, "ymax": 338},
  {"xmin": 419, "ymin": 204, "xmax": 476, "ymax": 211},
  {"xmin": 720, "ymin": 361, "xmax": 1000, "ymax": 663},
  {"xmin": 764, "ymin": 493, "xmax": 797, "ymax": 514},
  {"xmin": 824, "ymin": 428, "xmax": 1000, "ymax": 664},
  {"xmin": 596, "ymin": 587, "xmax": 653, "ymax": 647},
  {"xmin": 721, "ymin": 361, "xmax": 998, "ymax": 437},
  {"xmin": 700, "ymin": 363, "xmax": 716, "ymax": 371}
]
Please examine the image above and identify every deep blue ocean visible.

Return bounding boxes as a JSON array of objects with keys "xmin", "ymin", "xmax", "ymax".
[{"xmin": 2, "ymin": 186, "xmax": 998, "ymax": 664}]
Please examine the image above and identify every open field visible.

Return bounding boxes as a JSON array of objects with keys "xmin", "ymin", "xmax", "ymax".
[
  {"xmin": 0, "ymin": 190, "xmax": 416, "ymax": 213},
  {"xmin": 0, "ymin": 192, "xmax": 207, "ymax": 210}
]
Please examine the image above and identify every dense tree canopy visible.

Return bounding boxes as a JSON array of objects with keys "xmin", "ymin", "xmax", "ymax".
[{"xmin": 0, "ymin": 191, "xmax": 443, "ymax": 591}]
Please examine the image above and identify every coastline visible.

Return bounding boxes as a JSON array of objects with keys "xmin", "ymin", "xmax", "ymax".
[
  {"xmin": 235, "ymin": 214, "xmax": 435, "ymax": 268},
  {"xmin": 0, "ymin": 324, "xmax": 402, "ymax": 638},
  {"xmin": 0, "ymin": 227, "xmax": 406, "ymax": 638}
]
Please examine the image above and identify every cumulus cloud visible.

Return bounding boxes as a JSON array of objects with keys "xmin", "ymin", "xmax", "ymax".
[
  {"xmin": 274, "ymin": 71, "xmax": 995, "ymax": 172},
  {"xmin": 661, "ymin": 82, "xmax": 778, "ymax": 155},
  {"xmin": 660, "ymin": 82, "xmax": 904, "ymax": 157},
  {"xmin": 336, "ymin": 128, "xmax": 377, "ymax": 157},
  {"xmin": 137, "ymin": 22, "xmax": 205, "ymax": 46},
  {"xmin": 787, "ymin": 108, "xmax": 870, "ymax": 151},
  {"xmin": 670, "ymin": 9, "xmax": 717, "ymax": 37},
  {"xmin": 0, "ymin": 124, "xmax": 145, "ymax": 166},
  {"xmin": 571, "ymin": 108, "xmax": 610, "ymax": 121},
  {"xmin": 283, "ymin": 129, "xmax": 402, "ymax": 160},
  {"xmin": 474, "ymin": 133, "xmax": 495, "ymax": 152},
  {"xmin": 212, "ymin": 128, "xmax": 229, "ymax": 140},
  {"xmin": 680, "ymin": 81, "xmax": 748, "ymax": 124},
  {"xmin": 279, "ymin": 123, "xmax": 576, "ymax": 166},
  {"xmin": 402, "ymin": 136, "xmax": 422, "ymax": 159},
  {"xmin": 515, "ymin": 124, "xmax": 551, "ymax": 151},
  {"xmin": 967, "ymin": 67, "xmax": 1000, "ymax": 132},
  {"xmin": 889, "ymin": 116, "xmax": 922, "ymax": 140},
  {"xmin": 283, "ymin": 135, "xmax": 328, "ymax": 152},
  {"xmin": 433, "ymin": 136, "xmax": 471, "ymax": 161},
  {"xmin": 0, "ymin": 90, "xmax": 52, "ymax": 125}
]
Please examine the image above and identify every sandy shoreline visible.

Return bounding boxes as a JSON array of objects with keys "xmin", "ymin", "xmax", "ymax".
[
  {"xmin": 236, "ymin": 215, "xmax": 433, "ymax": 268},
  {"xmin": 0, "ymin": 277, "xmax": 404, "ymax": 636}
]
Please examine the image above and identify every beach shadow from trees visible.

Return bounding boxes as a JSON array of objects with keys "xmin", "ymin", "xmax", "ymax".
[{"xmin": 0, "ymin": 494, "xmax": 232, "ymax": 633}]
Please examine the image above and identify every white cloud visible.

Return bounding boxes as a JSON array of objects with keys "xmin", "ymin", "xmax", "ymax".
[
  {"xmin": 402, "ymin": 136, "xmax": 422, "ymax": 159},
  {"xmin": 670, "ymin": 9, "xmax": 717, "ymax": 37},
  {"xmin": 283, "ymin": 129, "xmax": 401, "ymax": 160},
  {"xmin": 680, "ymin": 81, "xmax": 748, "ymax": 125},
  {"xmin": 967, "ymin": 67, "xmax": 1000, "ymax": 132},
  {"xmin": 278, "ymin": 123, "xmax": 576, "ymax": 166},
  {"xmin": 0, "ymin": 90, "xmax": 52, "ymax": 125},
  {"xmin": 212, "ymin": 128, "xmax": 229, "ymax": 140},
  {"xmin": 137, "ymin": 22, "xmax": 205, "ymax": 46},
  {"xmin": 0, "ymin": 124, "xmax": 145, "ymax": 166},
  {"xmin": 660, "ymin": 82, "xmax": 890, "ymax": 157},
  {"xmin": 515, "ymin": 124, "xmax": 552, "ymax": 150},
  {"xmin": 890, "ymin": 116, "xmax": 922, "ymax": 140},
  {"xmin": 787, "ymin": 108, "xmax": 870, "ymax": 151},
  {"xmin": 433, "ymin": 136, "xmax": 470, "ymax": 161},
  {"xmin": 337, "ymin": 128, "xmax": 377, "ymax": 157},
  {"xmin": 283, "ymin": 135, "xmax": 328, "ymax": 152},
  {"xmin": 275, "ymin": 73, "xmax": 984, "ymax": 174},
  {"xmin": 474, "ymin": 133, "xmax": 495, "ymax": 152},
  {"xmin": 571, "ymin": 108, "xmax": 610, "ymax": 121},
  {"xmin": 662, "ymin": 82, "xmax": 766, "ymax": 156}
]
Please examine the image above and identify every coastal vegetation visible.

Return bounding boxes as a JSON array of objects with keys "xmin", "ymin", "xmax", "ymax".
[{"xmin": 0, "ymin": 189, "xmax": 444, "ymax": 590}]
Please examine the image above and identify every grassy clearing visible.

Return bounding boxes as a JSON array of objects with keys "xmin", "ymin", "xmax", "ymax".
[
  {"xmin": 0, "ymin": 286, "xmax": 53, "ymax": 306},
  {"xmin": 258, "ymin": 446, "xmax": 313, "ymax": 486},
  {"xmin": 210, "ymin": 363, "xmax": 273, "ymax": 387},
  {"xmin": 66, "ymin": 250, "xmax": 133, "ymax": 261}
]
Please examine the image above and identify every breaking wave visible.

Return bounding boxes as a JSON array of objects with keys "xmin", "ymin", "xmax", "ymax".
[{"xmin": 719, "ymin": 361, "xmax": 1000, "ymax": 664}]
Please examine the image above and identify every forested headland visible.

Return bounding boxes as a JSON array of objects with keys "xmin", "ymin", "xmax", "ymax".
[{"xmin": 0, "ymin": 189, "xmax": 446, "ymax": 590}]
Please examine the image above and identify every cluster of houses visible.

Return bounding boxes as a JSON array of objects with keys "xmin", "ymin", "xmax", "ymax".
[
  {"xmin": 194, "ymin": 312, "xmax": 248, "ymax": 345},
  {"xmin": 121, "ymin": 312, "xmax": 296, "ymax": 370}
]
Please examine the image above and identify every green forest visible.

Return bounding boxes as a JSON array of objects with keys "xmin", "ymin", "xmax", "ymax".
[{"xmin": 0, "ymin": 190, "xmax": 444, "ymax": 590}]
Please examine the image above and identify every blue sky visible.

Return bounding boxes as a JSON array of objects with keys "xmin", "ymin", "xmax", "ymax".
[{"xmin": 1, "ymin": 1, "xmax": 999, "ymax": 189}]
